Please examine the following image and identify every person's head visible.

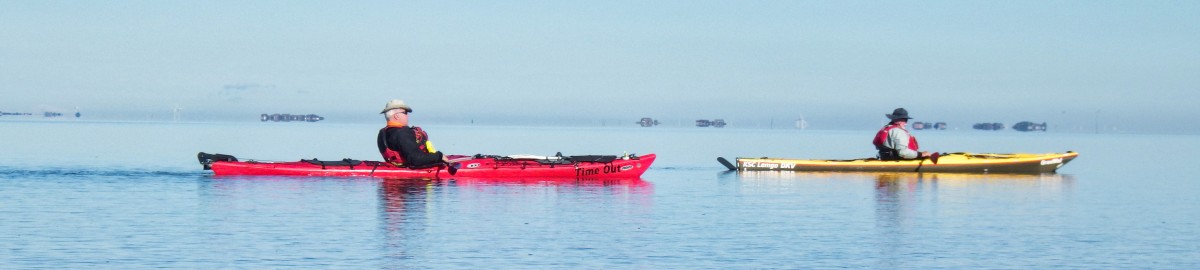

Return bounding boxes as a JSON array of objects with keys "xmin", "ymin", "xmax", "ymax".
[
  {"xmin": 381, "ymin": 99, "xmax": 413, "ymax": 125},
  {"xmin": 885, "ymin": 108, "xmax": 912, "ymax": 124}
]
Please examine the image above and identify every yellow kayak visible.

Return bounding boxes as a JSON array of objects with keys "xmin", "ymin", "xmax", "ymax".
[{"xmin": 726, "ymin": 152, "xmax": 1078, "ymax": 173}]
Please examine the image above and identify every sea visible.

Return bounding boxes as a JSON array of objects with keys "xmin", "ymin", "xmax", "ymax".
[{"xmin": 2, "ymin": 120, "xmax": 1197, "ymax": 269}]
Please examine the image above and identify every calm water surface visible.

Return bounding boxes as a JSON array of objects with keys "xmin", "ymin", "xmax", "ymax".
[{"xmin": 2, "ymin": 121, "xmax": 1198, "ymax": 268}]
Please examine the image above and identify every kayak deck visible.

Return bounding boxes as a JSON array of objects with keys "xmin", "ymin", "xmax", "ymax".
[
  {"xmin": 735, "ymin": 152, "xmax": 1077, "ymax": 173},
  {"xmin": 199, "ymin": 152, "xmax": 655, "ymax": 179}
]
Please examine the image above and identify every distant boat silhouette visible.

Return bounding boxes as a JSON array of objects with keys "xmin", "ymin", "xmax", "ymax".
[
  {"xmin": 1013, "ymin": 121, "xmax": 1047, "ymax": 132},
  {"xmin": 695, "ymin": 119, "xmax": 726, "ymax": 128},
  {"xmin": 636, "ymin": 117, "xmax": 659, "ymax": 127},
  {"xmin": 0, "ymin": 111, "xmax": 32, "ymax": 117},
  {"xmin": 973, "ymin": 122, "xmax": 1004, "ymax": 131},
  {"xmin": 261, "ymin": 114, "xmax": 324, "ymax": 122}
]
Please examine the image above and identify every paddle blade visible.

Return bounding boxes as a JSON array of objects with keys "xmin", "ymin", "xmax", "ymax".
[
  {"xmin": 717, "ymin": 157, "xmax": 738, "ymax": 171},
  {"xmin": 197, "ymin": 152, "xmax": 238, "ymax": 170},
  {"xmin": 930, "ymin": 152, "xmax": 941, "ymax": 164}
]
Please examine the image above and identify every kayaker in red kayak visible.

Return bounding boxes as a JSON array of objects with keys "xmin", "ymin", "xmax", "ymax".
[
  {"xmin": 872, "ymin": 108, "xmax": 932, "ymax": 160},
  {"xmin": 377, "ymin": 99, "xmax": 448, "ymax": 168}
]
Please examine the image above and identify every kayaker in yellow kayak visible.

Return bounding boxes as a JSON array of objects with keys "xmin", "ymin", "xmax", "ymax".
[
  {"xmin": 872, "ymin": 108, "xmax": 932, "ymax": 160},
  {"xmin": 377, "ymin": 99, "xmax": 448, "ymax": 168}
]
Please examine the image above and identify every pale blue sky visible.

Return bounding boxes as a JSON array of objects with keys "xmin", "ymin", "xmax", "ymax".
[{"xmin": 2, "ymin": 1, "xmax": 1197, "ymax": 132}]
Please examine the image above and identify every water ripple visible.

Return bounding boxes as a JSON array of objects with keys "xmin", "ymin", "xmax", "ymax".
[{"xmin": 0, "ymin": 167, "xmax": 206, "ymax": 178}]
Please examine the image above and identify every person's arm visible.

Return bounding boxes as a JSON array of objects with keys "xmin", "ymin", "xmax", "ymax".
[
  {"xmin": 390, "ymin": 127, "xmax": 445, "ymax": 167},
  {"xmin": 888, "ymin": 129, "xmax": 920, "ymax": 159},
  {"xmin": 376, "ymin": 129, "xmax": 389, "ymax": 158}
]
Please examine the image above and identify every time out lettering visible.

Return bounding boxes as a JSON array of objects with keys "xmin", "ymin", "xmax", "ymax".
[
  {"xmin": 576, "ymin": 164, "xmax": 628, "ymax": 177},
  {"xmin": 576, "ymin": 167, "xmax": 601, "ymax": 176}
]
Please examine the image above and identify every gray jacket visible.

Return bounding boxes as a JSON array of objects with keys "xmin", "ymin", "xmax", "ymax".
[{"xmin": 881, "ymin": 127, "xmax": 919, "ymax": 159}]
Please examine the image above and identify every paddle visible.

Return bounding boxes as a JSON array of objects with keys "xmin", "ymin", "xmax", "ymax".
[
  {"xmin": 444, "ymin": 162, "xmax": 458, "ymax": 175},
  {"xmin": 717, "ymin": 157, "xmax": 737, "ymax": 171},
  {"xmin": 914, "ymin": 152, "xmax": 941, "ymax": 172}
]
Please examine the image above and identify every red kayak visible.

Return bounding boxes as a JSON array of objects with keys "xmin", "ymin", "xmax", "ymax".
[{"xmin": 198, "ymin": 152, "xmax": 655, "ymax": 179}]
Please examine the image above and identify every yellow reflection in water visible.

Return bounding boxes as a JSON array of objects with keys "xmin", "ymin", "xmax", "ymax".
[
  {"xmin": 733, "ymin": 171, "xmax": 1074, "ymax": 192},
  {"xmin": 730, "ymin": 171, "xmax": 1076, "ymax": 267}
]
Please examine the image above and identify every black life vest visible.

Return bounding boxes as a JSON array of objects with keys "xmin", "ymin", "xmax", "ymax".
[{"xmin": 379, "ymin": 126, "xmax": 429, "ymax": 166}]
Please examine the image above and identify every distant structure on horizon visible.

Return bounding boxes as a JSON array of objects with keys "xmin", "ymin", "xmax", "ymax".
[
  {"xmin": 261, "ymin": 113, "xmax": 324, "ymax": 122},
  {"xmin": 1013, "ymin": 121, "xmax": 1048, "ymax": 132},
  {"xmin": 973, "ymin": 122, "xmax": 1005, "ymax": 131},
  {"xmin": 0, "ymin": 110, "xmax": 76, "ymax": 118},
  {"xmin": 636, "ymin": 117, "xmax": 659, "ymax": 127},
  {"xmin": 34, "ymin": 107, "xmax": 81, "ymax": 119},
  {"xmin": 0, "ymin": 111, "xmax": 33, "ymax": 117},
  {"xmin": 695, "ymin": 119, "xmax": 726, "ymax": 128},
  {"xmin": 912, "ymin": 121, "xmax": 947, "ymax": 130}
]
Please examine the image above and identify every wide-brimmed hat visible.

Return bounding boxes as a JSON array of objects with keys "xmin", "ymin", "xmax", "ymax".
[
  {"xmin": 885, "ymin": 108, "xmax": 912, "ymax": 120},
  {"xmin": 380, "ymin": 99, "xmax": 412, "ymax": 114}
]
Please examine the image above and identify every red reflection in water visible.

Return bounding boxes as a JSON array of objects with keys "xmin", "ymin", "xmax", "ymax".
[
  {"xmin": 376, "ymin": 177, "xmax": 655, "ymax": 257},
  {"xmin": 378, "ymin": 177, "xmax": 653, "ymax": 213}
]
